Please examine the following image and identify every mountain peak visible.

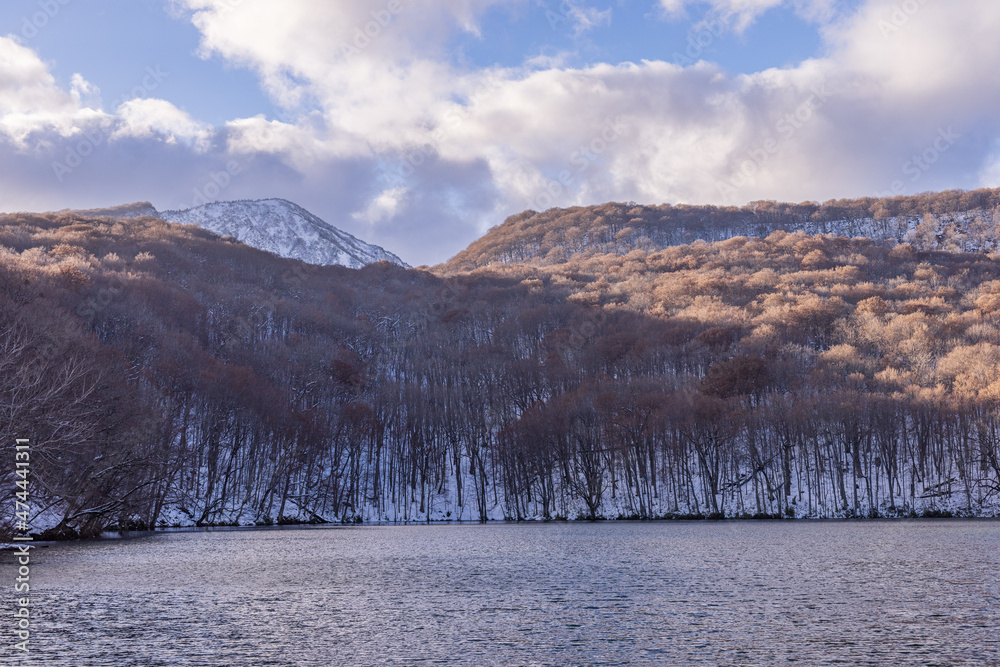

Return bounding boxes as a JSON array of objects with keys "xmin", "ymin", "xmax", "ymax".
[{"xmin": 160, "ymin": 198, "xmax": 408, "ymax": 269}]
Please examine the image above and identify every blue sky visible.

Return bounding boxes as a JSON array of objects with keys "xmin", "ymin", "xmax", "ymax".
[
  {"xmin": 451, "ymin": 2, "xmax": 829, "ymax": 72},
  {"xmin": 10, "ymin": 0, "xmax": 273, "ymax": 124},
  {"xmin": 1, "ymin": 0, "xmax": 997, "ymax": 264}
]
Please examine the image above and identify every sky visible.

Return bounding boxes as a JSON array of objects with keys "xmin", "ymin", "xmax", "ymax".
[{"xmin": 1, "ymin": 0, "xmax": 998, "ymax": 265}]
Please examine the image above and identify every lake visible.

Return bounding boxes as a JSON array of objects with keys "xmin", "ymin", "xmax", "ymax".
[{"xmin": 3, "ymin": 521, "xmax": 999, "ymax": 666}]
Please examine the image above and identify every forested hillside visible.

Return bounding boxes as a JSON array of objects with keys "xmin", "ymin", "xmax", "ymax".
[
  {"xmin": 3, "ymin": 207, "xmax": 1000, "ymax": 538},
  {"xmin": 446, "ymin": 188, "xmax": 1000, "ymax": 271}
]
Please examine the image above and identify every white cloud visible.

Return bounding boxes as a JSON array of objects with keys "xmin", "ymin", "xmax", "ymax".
[
  {"xmin": 224, "ymin": 114, "xmax": 326, "ymax": 163},
  {"xmin": 0, "ymin": 37, "xmax": 209, "ymax": 153},
  {"xmin": 353, "ymin": 186, "xmax": 408, "ymax": 224},
  {"xmin": 112, "ymin": 98, "xmax": 213, "ymax": 151},
  {"xmin": 565, "ymin": 2, "xmax": 613, "ymax": 36},
  {"xmin": 659, "ymin": 0, "xmax": 837, "ymax": 32},
  {"xmin": 167, "ymin": 0, "xmax": 885, "ymax": 216},
  {"xmin": 69, "ymin": 73, "xmax": 100, "ymax": 107},
  {"xmin": 0, "ymin": 37, "xmax": 108, "ymax": 145}
]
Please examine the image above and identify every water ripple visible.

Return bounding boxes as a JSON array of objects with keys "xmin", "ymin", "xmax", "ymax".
[{"xmin": 1, "ymin": 521, "xmax": 999, "ymax": 666}]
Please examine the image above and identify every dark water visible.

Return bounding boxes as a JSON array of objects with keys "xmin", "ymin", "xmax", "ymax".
[{"xmin": 2, "ymin": 521, "xmax": 999, "ymax": 666}]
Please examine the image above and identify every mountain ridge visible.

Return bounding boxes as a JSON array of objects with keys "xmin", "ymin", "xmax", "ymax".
[
  {"xmin": 52, "ymin": 201, "xmax": 160, "ymax": 219},
  {"xmin": 55, "ymin": 198, "xmax": 408, "ymax": 269},
  {"xmin": 442, "ymin": 188, "xmax": 1000, "ymax": 271}
]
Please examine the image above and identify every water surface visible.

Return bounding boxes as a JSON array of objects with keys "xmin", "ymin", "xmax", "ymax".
[{"xmin": 3, "ymin": 520, "xmax": 999, "ymax": 666}]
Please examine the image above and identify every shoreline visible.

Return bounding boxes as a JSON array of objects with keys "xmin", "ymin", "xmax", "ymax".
[{"xmin": 6, "ymin": 512, "xmax": 999, "ymax": 544}]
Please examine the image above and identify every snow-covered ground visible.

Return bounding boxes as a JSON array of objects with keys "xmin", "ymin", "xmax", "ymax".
[
  {"xmin": 160, "ymin": 198, "xmax": 408, "ymax": 268},
  {"xmin": 142, "ymin": 458, "xmax": 1000, "ymax": 531},
  {"xmin": 660, "ymin": 211, "xmax": 993, "ymax": 252}
]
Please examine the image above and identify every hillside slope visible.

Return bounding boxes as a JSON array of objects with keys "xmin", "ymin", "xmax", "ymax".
[
  {"xmin": 3, "ymin": 210, "xmax": 1000, "ymax": 536},
  {"xmin": 443, "ymin": 188, "xmax": 1000, "ymax": 271}
]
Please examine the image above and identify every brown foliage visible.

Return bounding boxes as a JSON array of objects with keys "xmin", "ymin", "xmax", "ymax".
[{"xmin": 442, "ymin": 187, "xmax": 1000, "ymax": 271}]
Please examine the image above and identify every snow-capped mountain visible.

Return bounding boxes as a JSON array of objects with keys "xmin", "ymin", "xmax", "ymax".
[{"xmin": 159, "ymin": 199, "xmax": 408, "ymax": 268}]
